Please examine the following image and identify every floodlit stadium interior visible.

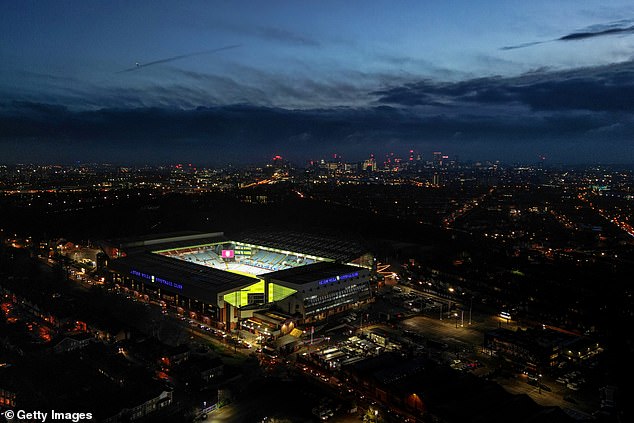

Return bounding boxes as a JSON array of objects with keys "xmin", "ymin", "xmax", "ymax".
[{"xmin": 102, "ymin": 232, "xmax": 374, "ymax": 334}]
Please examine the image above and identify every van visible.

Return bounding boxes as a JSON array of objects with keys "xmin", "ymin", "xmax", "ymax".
[{"xmin": 262, "ymin": 345, "xmax": 278, "ymax": 359}]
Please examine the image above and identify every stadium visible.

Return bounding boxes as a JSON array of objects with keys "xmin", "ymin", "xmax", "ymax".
[{"xmin": 102, "ymin": 231, "xmax": 373, "ymax": 332}]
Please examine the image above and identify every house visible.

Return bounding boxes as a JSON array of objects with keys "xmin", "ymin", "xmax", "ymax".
[{"xmin": 52, "ymin": 332, "xmax": 94, "ymax": 354}]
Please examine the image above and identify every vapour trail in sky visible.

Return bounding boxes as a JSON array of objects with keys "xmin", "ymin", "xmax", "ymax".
[{"xmin": 117, "ymin": 45, "xmax": 241, "ymax": 73}]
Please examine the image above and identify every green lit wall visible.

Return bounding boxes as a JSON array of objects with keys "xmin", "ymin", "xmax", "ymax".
[
  {"xmin": 269, "ymin": 282, "xmax": 297, "ymax": 303},
  {"xmin": 223, "ymin": 280, "xmax": 266, "ymax": 307}
]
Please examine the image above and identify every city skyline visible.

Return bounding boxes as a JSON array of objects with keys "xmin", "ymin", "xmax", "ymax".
[{"xmin": 2, "ymin": 1, "xmax": 634, "ymax": 164}]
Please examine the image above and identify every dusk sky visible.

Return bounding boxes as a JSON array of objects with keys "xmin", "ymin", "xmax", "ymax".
[{"xmin": 1, "ymin": 1, "xmax": 634, "ymax": 164}]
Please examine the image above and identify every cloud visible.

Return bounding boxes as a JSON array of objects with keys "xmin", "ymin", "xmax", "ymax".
[
  {"xmin": 501, "ymin": 19, "xmax": 634, "ymax": 50},
  {"xmin": 500, "ymin": 41, "xmax": 549, "ymax": 51},
  {"xmin": 2, "ymin": 61, "xmax": 381, "ymax": 110},
  {"xmin": 255, "ymin": 26, "xmax": 319, "ymax": 46},
  {"xmin": 558, "ymin": 25, "xmax": 634, "ymax": 41},
  {"xmin": 2, "ymin": 53, "xmax": 634, "ymax": 164},
  {"xmin": 1, "ymin": 96, "xmax": 632, "ymax": 165},
  {"xmin": 373, "ymin": 60, "xmax": 634, "ymax": 112},
  {"xmin": 200, "ymin": 19, "xmax": 321, "ymax": 47}
]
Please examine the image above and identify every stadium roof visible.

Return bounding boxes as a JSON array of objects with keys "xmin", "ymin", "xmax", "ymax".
[
  {"xmin": 265, "ymin": 262, "xmax": 365, "ymax": 285},
  {"xmin": 134, "ymin": 235, "xmax": 229, "ymax": 254},
  {"xmin": 102, "ymin": 231, "xmax": 226, "ymax": 253},
  {"xmin": 103, "ymin": 230, "xmax": 368, "ymax": 262},
  {"xmin": 108, "ymin": 252, "xmax": 257, "ymax": 304},
  {"xmin": 234, "ymin": 230, "xmax": 367, "ymax": 262},
  {"xmin": 122, "ymin": 235, "xmax": 229, "ymax": 256}
]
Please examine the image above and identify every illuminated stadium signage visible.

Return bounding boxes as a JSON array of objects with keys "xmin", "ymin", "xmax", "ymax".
[
  {"xmin": 221, "ymin": 249, "xmax": 235, "ymax": 259},
  {"xmin": 318, "ymin": 271, "xmax": 359, "ymax": 286},
  {"xmin": 130, "ymin": 270, "xmax": 183, "ymax": 290}
]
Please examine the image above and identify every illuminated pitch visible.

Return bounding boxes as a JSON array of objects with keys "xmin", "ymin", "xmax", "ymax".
[
  {"xmin": 222, "ymin": 262, "xmax": 270, "ymax": 276},
  {"xmin": 154, "ymin": 242, "xmax": 323, "ymax": 278}
]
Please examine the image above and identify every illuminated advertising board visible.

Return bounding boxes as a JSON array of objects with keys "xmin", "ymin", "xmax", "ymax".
[
  {"xmin": 318, "ymin": 271, "xmax": 359, "ymax": 285},
  {"xmin": 130, "ymin": 270, "xmax": 183, "ymax": 290}
]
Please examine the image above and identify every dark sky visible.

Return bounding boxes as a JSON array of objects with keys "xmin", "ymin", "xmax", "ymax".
[{"xmin": 1, "ymin": 1, "xmax": 634, "ymax": 165}]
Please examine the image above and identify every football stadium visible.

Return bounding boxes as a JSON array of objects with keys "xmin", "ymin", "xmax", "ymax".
[{"xmin": 102, "ymin": 231, "xmax": 373, "ymax": 331}]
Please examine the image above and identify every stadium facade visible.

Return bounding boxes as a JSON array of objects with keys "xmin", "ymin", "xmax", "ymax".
[{"xmin": 101, "ymin": 231, "xmax": 373, "ymax": 330}]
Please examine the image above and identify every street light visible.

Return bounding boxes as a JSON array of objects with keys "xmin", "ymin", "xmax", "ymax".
[
  {"xmin": 468, "ymin": 296, "xmax": 473, "ymax": 325},
  {"xmin": 360, "ymin": 313, "xmax": 369, "ymax": 333}
]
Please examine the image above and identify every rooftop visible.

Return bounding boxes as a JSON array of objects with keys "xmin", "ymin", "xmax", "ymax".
[
  {"xmin": 105, "ymin": 230, "xmax": 216, "ymax": 246},
  {"xmin": 265, "ymin": 261, "xmax": 365, "ymax": 285},
  {"xmin": 344, "ymin": 353, "xmax": 574, "ymax": 423},
  {"xmin": 108, "ymin": 252, "xmax": 258, "ymax": 301},
  {"xmin": 234, "ymin": 230, "xmax": 367, "ymax": 262},
  {"xmin": 0, "ymin": 344, "xmax": 169, "ymax": 420},
  {"xmin": 124, "ymin": 234, "xmax": 228, "ymax": 255},
  {"xmin": 487, "ymin": 327, "xmax": 581, "ymax": 349}
]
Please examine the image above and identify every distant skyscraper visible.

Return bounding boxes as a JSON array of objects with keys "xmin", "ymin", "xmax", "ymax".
[
  {"xmin": 271, "ymin": 155, "xmax": 288, "ymax": 169},
  {"xmin": 433, "ymin": 151, "xmax": 443, "ymax": 167},
  {"xmin": 363, "ymin": 154, "xmax": 377, "ymax": 172}
]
